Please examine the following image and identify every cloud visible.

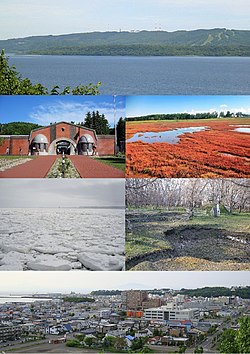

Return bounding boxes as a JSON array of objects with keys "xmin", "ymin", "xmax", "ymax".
[
  {"xmin": 29, "ymin": 99, "xmax": 125, "ymax": 127},
  {"xmin": 0, "ymin": 179, "xmax": 125, "ymax": 208}
]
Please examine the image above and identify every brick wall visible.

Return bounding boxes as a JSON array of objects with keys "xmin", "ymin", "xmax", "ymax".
[
  {"xmin": 30, "ymin": 123, "xmax": 97, "ymax": 145},
  {"xmin": 0, "ymin": 136, "xmax": 29, "ymax": 155},
  {"xmin": 30, "ymin": 126, "xmax": 51, "ymax": 143},
  {"xmin": 0, "ymin": 136, "xmax": 11, "ymax": 155},
  {"xmin": 10, "ymin": 136, "xmax": 29, "ymax": 155},
  {"xmin": 97, "ymin": 135, "xmax": 115, "ymax": 155}
]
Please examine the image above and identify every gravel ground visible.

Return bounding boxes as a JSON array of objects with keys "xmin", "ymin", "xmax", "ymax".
[{"xmin": 0, "ymin": 157, "xmax": 32, "ymax": 171}]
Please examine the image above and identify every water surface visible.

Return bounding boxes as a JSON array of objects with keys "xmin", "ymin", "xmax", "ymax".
[
  {"xmin": 234, "ymin": 128, "xmax": 250, "ymax": 133},
  {"xmin": 127, "ymin": 126, "xmax": 208, "ymax": 144},
  {"xmin": 8, "ymin": 55, "xmax": 250, "ymax": 95}
]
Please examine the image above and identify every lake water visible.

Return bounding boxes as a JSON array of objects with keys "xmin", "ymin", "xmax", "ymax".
[
  {"xmin": 0, "ymin": 208, "xmax": 125, "ymax": 271},
  {"xmin": 127, "ymin": 126, "xmax": 208, "ymax": 144},
  {"xmin": 8, "ymin": 55, "xmax": 250, "ymax": 95},
  {"xmin": 234, "ymin": 128, "xmax": 250, "ymax": 133}
]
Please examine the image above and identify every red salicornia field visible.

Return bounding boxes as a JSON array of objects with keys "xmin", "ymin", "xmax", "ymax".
[{"xmin": 126, "ymin": 118, "xmax": 250, "ymax": 178}]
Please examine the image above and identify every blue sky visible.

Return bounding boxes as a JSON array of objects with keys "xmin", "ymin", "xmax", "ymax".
[
  {"xmin": 126, "ymin": 96, "xmax": 250, "ymax": 117},
  {"xmin": 0, "ymin": 0, "xmax": 249, "ymax": 40},
  {"xmin": 0, "ymin": 96, "xmax": 125, "ymax": 127}
]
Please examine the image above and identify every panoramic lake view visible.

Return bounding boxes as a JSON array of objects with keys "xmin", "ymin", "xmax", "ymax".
[
  {"xmin": 8, "ymin": 55, "xmax": 250, "ymax": 95},
  {"xmin": 0, "ymin": 208, "xmax": 125, "ymax": 272}
]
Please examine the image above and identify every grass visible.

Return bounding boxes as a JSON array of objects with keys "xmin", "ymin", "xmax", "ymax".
[
  {"xmin": 93, "ymin": 156, "xmax": 125, "ymax": 171},
  {"xmin": 126, "ymin": 210, "xmax": 250, "ymax": 259},
  {"xmin": 0, "ymin": 155, "xmax": 35, "ymax": 159}
]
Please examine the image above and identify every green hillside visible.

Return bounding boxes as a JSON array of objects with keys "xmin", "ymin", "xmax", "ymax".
[{"xmin": 1, "ymin": 28, "xmax": 250, "ymax": 56}]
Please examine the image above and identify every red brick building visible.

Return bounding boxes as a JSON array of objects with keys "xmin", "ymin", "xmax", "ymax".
[{"xmin": 0, "ymin": 121, "xmax": 115, "ymax": 156}]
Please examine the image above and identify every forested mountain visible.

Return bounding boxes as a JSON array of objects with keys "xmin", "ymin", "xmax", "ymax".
[
  {"xmin": 0, "ymin": 122, "xmax": 41, "ymax": 135},
  {"xmin": 1, "ymin": 28, "xmax": 250, "ymax": 56}
]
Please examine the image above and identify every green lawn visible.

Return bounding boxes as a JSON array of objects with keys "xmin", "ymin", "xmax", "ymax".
[
  {"xmin": 0, "ymin": 155, "xmax": 35, "ymax": 159},
  {"xmin": 93, "ymin": 156, "xmax": 125, "ymax": 171}
]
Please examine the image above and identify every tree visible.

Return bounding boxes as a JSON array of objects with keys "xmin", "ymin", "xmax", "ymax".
[
  {"xmin": 235, "ymin": 316, "xmax": 250, "ymax": 353},
  {"xmin": 66, "ymin": 339, "xmax": 80, "ymax": 347},
  {"xmin": 219, "ymin": 329, "xmax": 238, "ymax": 353},
  {"xmin": 84, "ymin": 336, "xmax": 94, "ymax": 347},
  {"xmin": 0, "ymin": 50, "xmax": 100, "ymax": 95},
  {"xmin": 116, "ymin": 117, "xmax": 125, "ymax": 151},
  {"xmin": 84, "ymin": 111, "xmax": 110, "ymax": 134}
]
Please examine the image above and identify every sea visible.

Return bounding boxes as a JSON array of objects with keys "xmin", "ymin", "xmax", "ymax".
[
  {"xmin": 8, "ymin": 55, "xmax": 250, "ymax": 95},
  {"xmin": 0, "ymin": 296, "xmax": 52, "ymax": 304},
  {"xmin": 0, "ymin": 208, "xmax": 125, "ymax": 271}
]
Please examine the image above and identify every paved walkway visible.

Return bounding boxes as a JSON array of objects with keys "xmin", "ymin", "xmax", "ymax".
[
  {"xmin": 0, "ymin": 156, "xmax": 57, "ymax": 178},
  {"xmin": 69, "ymin": 156, "xmax": 125, "ymax": 178},
  {"xmin": 0, "ymin": 156, "xmax": 124, "ymax": 178}
]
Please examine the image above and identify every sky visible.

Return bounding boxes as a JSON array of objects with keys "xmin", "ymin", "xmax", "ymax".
[
  {"xmin": 0, "ymin": 96, "xmax": 125, "ymax": 127},
  {"xmin": 0, "ymin": 271, "xmax": 249, "ymax": 294},
  {"xmin": 0, "ymin": 0, "xmax": 249, "ymax": 40},
  {"xmin": 0, "ymin": 179, "xmax": 124, "ymax": 208},
  {"xmin": 126, "ymin": 95, "xmax": 250, "ymax": 117}
]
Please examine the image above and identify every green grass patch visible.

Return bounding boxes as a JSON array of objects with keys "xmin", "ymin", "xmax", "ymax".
[
  {"xmin": 186, "ymin": 213, "xmax": 250, "ymax": 234},
  {"xmin": 126, "ymin": 210, "xmax": 250, "ymax": 259},
  {"xmin": 93, "ymin": 156, "xmax": 125, "ymax": 171},
  {"xmin": 0, "ymin": 155, "xmax": 35, "ymax": 159},
  {"xmin": 126, "ymin": 222, "xmax": 172, "ymax": 258}
]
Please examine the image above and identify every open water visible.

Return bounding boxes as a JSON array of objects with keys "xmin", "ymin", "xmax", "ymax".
[
  {"xmin": 0, "ymin": 297, "xmax": 51, "ymax": 304},
  {"xmin": 126, "ymin": 126, "xmax": 208, "ymax": 144},
  {"xmin": 8, "ymin": 55, "xmax": 250, "ymax": 95}
]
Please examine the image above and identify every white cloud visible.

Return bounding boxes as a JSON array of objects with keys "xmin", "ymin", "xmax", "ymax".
[{"xmin": 29, "ymin": 100, "xmax": 125, "ymax": 127}]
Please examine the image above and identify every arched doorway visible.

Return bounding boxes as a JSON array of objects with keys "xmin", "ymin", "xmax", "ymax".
[
  {"xmin": 77, "ymin": 134, "xmax": 95, "ymax": 155},
  {"xmin": 30, "ymin": 134, "xmax": 49, "ymax": 155},
  {"xmin": 48, "ymin": 138, "xmax": 76, "ymax": 155}
]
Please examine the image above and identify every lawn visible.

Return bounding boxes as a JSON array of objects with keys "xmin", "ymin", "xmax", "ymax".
[{"xmin": 93, "ymin": 156, "xmax": 125, "ymax": 171}]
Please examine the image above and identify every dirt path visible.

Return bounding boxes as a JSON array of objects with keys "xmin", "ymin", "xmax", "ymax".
[
  {"xmin": 0, "ymin": 156, "xmax": 57, "ymax": 178},
  {"xmin": 69, "ymin": 156, "xmax": 124, "ymax": 178}
]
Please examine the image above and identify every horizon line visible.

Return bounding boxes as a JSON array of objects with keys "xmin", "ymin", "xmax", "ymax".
[{"xmin": 1, "ymin": 27, "xmax": 249, "ymax": 41}]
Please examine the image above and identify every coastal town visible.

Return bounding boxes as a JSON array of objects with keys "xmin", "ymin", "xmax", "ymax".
[{"xmin": 0, "ymin": 287, "xmax": 249, "ymax": 353}]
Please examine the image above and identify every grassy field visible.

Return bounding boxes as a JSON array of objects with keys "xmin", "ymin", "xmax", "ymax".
[
  {"xmin": 126, "ymin": 208, "xmax": 250, "ymax": 271},
  {"xmin": 93, "ymin": 156, "xmax": 125, "ymax": 171}
]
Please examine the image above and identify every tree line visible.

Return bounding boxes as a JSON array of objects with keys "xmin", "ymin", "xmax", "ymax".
[
  {"xmin": 23, "ymin": 44, "xmax": 250, "ymax": 57},
  {"xmin": 127, "ymin": 111, "xmax": 248, "ymax": 122},
  {"xmin": 126, "ymin": 179, "xmax": 250, "ymax": 214},
  {"xmin": 179, "ymin": 286, "xmax": 250, "ymax": 299},
  {"xmin": 63, "ymin": 297, "xmax": 95, "ymax": 303}
]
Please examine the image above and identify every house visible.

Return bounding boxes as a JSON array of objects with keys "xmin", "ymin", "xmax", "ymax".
[{"xmin": 125, "ymin": 335, "xmax": 135, "ymax": 347}]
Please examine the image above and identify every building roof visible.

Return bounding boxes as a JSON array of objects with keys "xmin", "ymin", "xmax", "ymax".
[
  {"xmin": 31, "ymin": 134, "xmax": 49, "ymax": 144},
  {"xmin": 31, "ymin": 121, "xmax": 96, "ymax": 135},
  {"xmin": 79, "ymin": 134, "xmax": 94, "ymax": 143}
]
